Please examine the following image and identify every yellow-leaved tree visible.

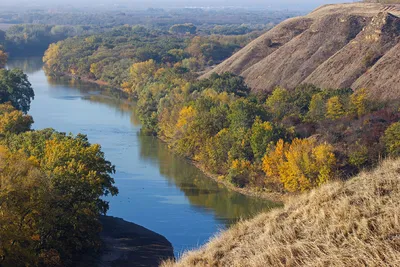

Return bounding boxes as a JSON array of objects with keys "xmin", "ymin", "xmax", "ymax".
[
  {"xmin": 43, "ymin": 43, "xmax": 61, "ymax": 72},
  {"xmin": 129, "ymin": 59, "xmax": 157, "ymax": 96},
  {"xmin": 0, "ymin": 103, "xmax": 33, "ymax": 135},
  {"xmin": 176, "ymin": 106, "xmax": 197, "ymax": 129},
  {"xmin": 262, "ymin": 138, "xmax": 336, "ymax": 192},
  {"xmin": 326, "ymin": 96, "xmax": 345, "ymax": 120},
  {"xmin": 350, "ymin": 88, "xmax": 368, "ymax": 118}
]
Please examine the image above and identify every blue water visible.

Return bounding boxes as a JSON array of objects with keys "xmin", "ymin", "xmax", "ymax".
[{"xmin": 7, "ymin": 57, "xmax": 279, "ymax": 257}]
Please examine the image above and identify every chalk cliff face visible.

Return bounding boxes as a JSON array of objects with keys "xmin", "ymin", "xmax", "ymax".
[{"xmin": 203, "ymin": 3, "xmax": 400, "ymax": 100}]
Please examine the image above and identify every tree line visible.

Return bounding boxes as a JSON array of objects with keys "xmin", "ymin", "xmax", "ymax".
[
  {"xmin": 43, "ymin": 25, "xmax": 257, "ymax": 87},
  {"xmin": 42, "ymin": 24, "xmax": 400, "ymax": 195}
]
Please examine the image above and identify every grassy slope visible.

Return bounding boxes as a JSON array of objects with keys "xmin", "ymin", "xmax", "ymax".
[{"xmin": 162, "ymin": 159, "xmax": 400, "ymax": 267}]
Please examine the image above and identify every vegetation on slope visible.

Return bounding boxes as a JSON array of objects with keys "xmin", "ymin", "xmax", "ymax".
[
  {"xmin": 162, "ymin": 158, "xmax": 400, "ymax": 267},
  {"xmin": 204, "ymin": 3, "xmax": 400, "ymax": 99},
  {"xmin": 43, "ymin": 20, "xmax": 400, "ymax": 197}
]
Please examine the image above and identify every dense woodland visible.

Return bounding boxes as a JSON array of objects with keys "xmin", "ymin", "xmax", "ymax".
[
  {"xmin": 42, "ymin": 26, "xmax": 260, "ymax": 86},
  {"xmin": 0, "ymin": 8, "xmax": 299, "ymax": 31},
  {"xmin": 0, "ymin": 24, "xmax": 104, "ymax": 56},
  {"xmin": 43, "ymin": 29, "xmax": 400, "ymax": 194},
  {"xmin": 0, "ymin": 54, "xmax": 118, "ymax": 266},
  {"xmin": 0, "ymin": 7, "xmax": 302, "ymax": 56}
]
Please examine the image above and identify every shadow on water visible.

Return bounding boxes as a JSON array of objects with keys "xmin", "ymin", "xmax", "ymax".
[
  {"xmin": 80, "ymin": 92, "xmax": 281, "ymax": 223},
  {"xmin": 7, "ymin": 56, "xmax": 283, "ymax": 256}
]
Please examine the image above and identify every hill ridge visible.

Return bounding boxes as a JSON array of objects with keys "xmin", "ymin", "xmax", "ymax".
[
  {"xmin": 203, "ymin": 3, "xmax": 400, "ymax": 100},
  {"xmin": 162, "ymin": 159, "xmax": 400, "ymax": 267}
]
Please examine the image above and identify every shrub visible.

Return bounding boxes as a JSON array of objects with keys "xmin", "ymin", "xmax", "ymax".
[{"xmin": 383, "ymin": 121, "xmax": 400, "ymax": 157}]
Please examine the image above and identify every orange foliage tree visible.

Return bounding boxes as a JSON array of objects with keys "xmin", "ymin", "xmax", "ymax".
[{"xmin": 262, "ymin": 138, "xmax": 337, "ymax": 192}]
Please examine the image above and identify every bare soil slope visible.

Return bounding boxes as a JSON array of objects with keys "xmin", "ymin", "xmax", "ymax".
[
  {"xmin": 203, "ymin": 3, "xmax": 400, "ymax": 100},
  {"xmin": 162, "ymin": 159, "xmax": 400, "ymax": 267}
]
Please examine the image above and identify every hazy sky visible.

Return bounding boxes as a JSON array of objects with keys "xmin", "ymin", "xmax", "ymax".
[{"xmin": 3, "ymin": 0, "xmax": 352, "ymax": 10}]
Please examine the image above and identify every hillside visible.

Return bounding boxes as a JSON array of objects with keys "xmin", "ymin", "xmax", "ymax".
[
  {"xmin": 203, "ymin": 3, "xmax": 400, "ymax": 100},
  {"xmin": 162, "ymin": 158, "xmax": 400, "ymax": 267}
]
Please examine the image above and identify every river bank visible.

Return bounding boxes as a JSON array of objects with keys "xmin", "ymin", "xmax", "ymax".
[
  {"xmin": 81, "ymin": 216, "xmax": 175, "ymax": 267},
  {"xmin": 192, "ymin": 161, "xmax": 286, "ymax": 203},
  {"xmin": 51, "ymin": 71, "xmax": 287, "ymax": 204}
]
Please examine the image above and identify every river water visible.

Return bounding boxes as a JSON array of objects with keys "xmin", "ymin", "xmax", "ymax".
[{"xmin": 7, "ymin": 57, "xmax": 280, "ymax": 257}]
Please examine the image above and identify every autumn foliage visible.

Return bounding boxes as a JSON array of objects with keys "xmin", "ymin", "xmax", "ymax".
[
  {"xmin": 0, "ymin": 71, "xmax": 117, "ymax": 266},
  {"xmin": 262, "ymin": 139, "xmax": 336, "ymax": 192}
]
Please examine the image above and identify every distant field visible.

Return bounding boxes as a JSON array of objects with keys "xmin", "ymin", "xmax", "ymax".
[{"xmin": 0, "ymin": 23, "xmax": 16, "ymax": 30}]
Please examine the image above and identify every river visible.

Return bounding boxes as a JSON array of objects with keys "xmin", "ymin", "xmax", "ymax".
[{"xmin": 7, "ymin": 57, "xmax": 280, "ymax": 258}]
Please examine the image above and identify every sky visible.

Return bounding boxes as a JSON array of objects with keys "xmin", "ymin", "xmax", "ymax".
[{"xmin": 3, "ymin": 0, "xmax": 353, "ymax": 10}]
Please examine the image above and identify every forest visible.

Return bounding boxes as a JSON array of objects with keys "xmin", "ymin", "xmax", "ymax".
[
  {"xmin": 0, "ymin": 8, "xmax": 299, "ymax": 31},
  {"xmin": 0, "ymin": 7, "xmax": 302, "ymax": 56},
  {"xmin": 0, "ymin": 24, "xmax": 104, "ymax": 56},
  {"xmin": 0, "ymin": 54, "xmax": 118, "ymax": 266},
  {"xmin": 43, "ymin": 28, "xmax": 400, "ymax": 195},
  {"xmin": 42, "ymin": 26, "xmax": 260, "ymax": 86}
]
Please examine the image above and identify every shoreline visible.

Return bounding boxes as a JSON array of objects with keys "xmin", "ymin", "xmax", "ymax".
[
  {"xmin": 81, "ymin": 216, "xmax": 175, "ymax": 267},
  {"xmin": 192, "ymin": 161, "xmax": 287, "ymax": 203},
  {"xmin": 51, "ymin": 71, "xmax": 287, "ymax": 204}
]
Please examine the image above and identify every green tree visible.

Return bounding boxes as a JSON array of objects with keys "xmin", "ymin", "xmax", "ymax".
[
  {"xmin": 250, "ymin": 117, "xmax": 277, "ymax": 161},
  {"xmin": 383, "ymin": 122, "xmax": 400, "ymax": 157},
  {"xmin": 0, "ymin": 69, "xmax": 35, "ymax": 113},
  {"xmin": 169, "ymin": 24, "xmax": 197, "ymax": 35},
  {"xmin": 307, "ymin": 93, "xmax": 326, "ymax": 122},
  {"xmin": 228, "ymin": 99, "xmax": 265, "ymax": 131},
  {"xmin": 265, "ymin": 87, "xmax": 290, "ymax": 120}
]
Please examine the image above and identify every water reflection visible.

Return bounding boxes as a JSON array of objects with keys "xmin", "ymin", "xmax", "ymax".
[
  {"xmin": 7, "ymin": 56, "xmax": 282, "ymax": 256},
  {"xmin": 84, "ymin": 92, "xmax": 281, "ymax": 222},
  {"xmin": 6, "ymin": 57, "xmax": 44, "ymax": 73}
]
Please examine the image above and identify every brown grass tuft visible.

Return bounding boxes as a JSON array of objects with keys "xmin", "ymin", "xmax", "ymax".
[{"xmin": 162, "ymin": 159, "xmax": 400, "ymax": 267}]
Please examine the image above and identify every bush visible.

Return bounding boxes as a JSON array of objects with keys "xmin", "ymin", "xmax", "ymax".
[{"xmin": 383, "ymin": 121, "xmax": 400, "ymax": 157}]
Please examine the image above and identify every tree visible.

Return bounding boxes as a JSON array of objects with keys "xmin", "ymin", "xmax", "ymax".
[
  {"xmin": 0, "ymin": 148, "xmax": 55, "ymax": 266},
  {"xmin": 0, "ymin": 102, "xmax": 33, "ymax": 135},
  {"xmin": 169, "ymin": 24, "xmax": 197, "ymax": 35},
  {"xmin": 0, "ymin": 49, "xmax": 7, "ymax": 68},
  {"xmin": 307, "ymin": 93, "xmax": 326, "ymax": 122},
  {"xmin": 265, "ymin": 87, "xmax": 290, "ymax": 120},
  {"xmin": 43, "ymin": 43, "xmax": 61, "ymax": 72},
  {"xmin": 228, "ymin": 159, "xmax": 253, "ymax": 188},
  {"xmin": 228, "ymin": 99, "xmax": 265, "ymax": 131},
  {"xmin": 0, "ymin": 69, "xmax": 35, "ymax": 113},
  {"xmin": 200, "ymin": 128, "xmax": 233, "ymax": 173},
  {"xmin": 262, "ymin": 138, "xmax": 336, "ymax": 192},
  {"xmin": 176, "ymin": 106, "xmax": 197, "ymax": 129},
  {"xmin": 191, "ymin": 72, "xmax": 250, "ymax": 97},
  {"xmin": 350, "ymin": 88, "xmax": 369, "ymax": 118},
  {"xmin": 326, "ymin": 96, "xmax": 345, "ymax": 120},
  {"xmin": 129, "ymin": 59, "xmax": 157, "ymax": 95},
  {"xmin": 250, "ymin": 117, "xmax": 276, "ymax": 161},
  {"xmin": 383, "ymin": 122, "xmax": 400, "ymax": 157},
  {"xmin": 2, "ymin": 130, "xmax": 118, "ymax": 264}
]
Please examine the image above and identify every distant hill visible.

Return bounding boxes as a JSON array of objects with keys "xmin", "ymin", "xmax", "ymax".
[
  {"xmin": 203, "ymin": 3, "xmax": 400, "ymax": 100},
  {"xmin": 162, "ymin": 158, "xmax": 400, "ymax": 267}
]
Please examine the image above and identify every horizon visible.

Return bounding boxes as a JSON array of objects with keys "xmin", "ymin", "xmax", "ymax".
[{"xmin": 2, "ymin": 0, "xmax": 354, "ymax": 11}]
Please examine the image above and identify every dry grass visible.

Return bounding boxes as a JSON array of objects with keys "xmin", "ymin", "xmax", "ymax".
[
  {"xmin": 162, "ymin": 159, "xmax": 400, "ymax": 267},
  {"xmin": 204, "ymin": 3, "xmax": 400, "ymax": 97}
]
